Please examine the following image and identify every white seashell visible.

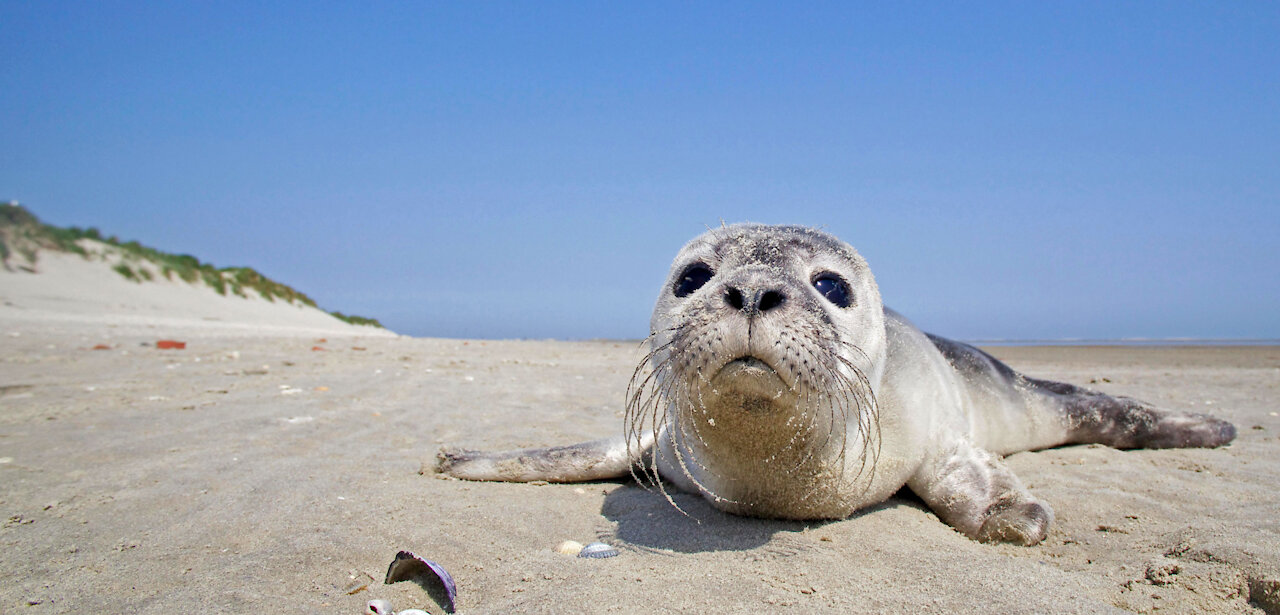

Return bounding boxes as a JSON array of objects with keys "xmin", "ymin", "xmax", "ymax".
[
  {"xmin": 555, "ymin": 540, "xmax": 584, "ymax": 555},
  {"xmin": 399, "ymin": 611, "xmax": 430, "ymax": 615},
  {"xmin": 578, "ymin": 542, "xmax": 619, "ymax": 558},
  {"xmin": 366, "ymin": 599, "xmax": 393, "ymax": 615}
]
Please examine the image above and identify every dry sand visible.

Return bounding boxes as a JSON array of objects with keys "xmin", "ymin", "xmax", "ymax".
[{"xmin": 1, "ymin": 258, "xmax": 1278, "ymax": 613}]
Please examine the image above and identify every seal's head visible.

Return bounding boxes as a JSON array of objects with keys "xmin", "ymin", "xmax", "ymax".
[{"xmin": 627, "ymin": 224, "xmax": 887, "ymax": 517}]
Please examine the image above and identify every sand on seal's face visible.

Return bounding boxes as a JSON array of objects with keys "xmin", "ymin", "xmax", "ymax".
[{"xmin": 0, "ymin": 316, "xmax": 1276, "ymax": 613}]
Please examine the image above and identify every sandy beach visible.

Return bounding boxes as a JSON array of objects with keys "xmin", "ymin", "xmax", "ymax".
[
  {"xmin": 0, "ymin": 246, "xmax": 1276, "ymax": 614},
  {"xmin": 1, "ymin": 316, "xmax": 1277, "ymax": 613}
]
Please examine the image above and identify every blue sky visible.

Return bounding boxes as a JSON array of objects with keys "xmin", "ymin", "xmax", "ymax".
[{"xmin": 3, "ymin": 3, "xmax": 1278, "ymax": 340}]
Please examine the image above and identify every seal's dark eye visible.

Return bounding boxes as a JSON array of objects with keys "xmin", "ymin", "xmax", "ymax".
[
  {"xmin": 674, "ymin": 263, "xmax": 714, "ymax": 298},
  {"xmin": 813, "ymin": 273, "xmax": 852, "ymax": 308}
]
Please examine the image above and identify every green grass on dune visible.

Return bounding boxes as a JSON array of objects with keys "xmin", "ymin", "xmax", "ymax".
[{"xmin": 328, "ymin": 311, "xmax": 385, "ymax": 328}]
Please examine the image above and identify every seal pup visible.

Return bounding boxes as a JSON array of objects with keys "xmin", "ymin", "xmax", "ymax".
[{"xmin": 437, "ymin": 224, "xmax": 1236, "ymax": 545}]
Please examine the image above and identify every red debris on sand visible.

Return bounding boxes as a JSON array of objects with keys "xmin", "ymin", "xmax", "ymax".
[
  {"xmin": 156, "ymin": 340, "xmax": 186, "ymax": 350},
  {"xmin": 311, "ymin": 346, "xmax": 326, "ymax": 351},
  {"xmin": 352, "ymin": 347, "xmax": 367, "ymax": 351},
  {"xmin": 91, "ymin": 344, "xmax": 112, "ymax": 351},
  {"xmin": 315, "ymin": 338, "xmax": 328, "ymax": 344}
]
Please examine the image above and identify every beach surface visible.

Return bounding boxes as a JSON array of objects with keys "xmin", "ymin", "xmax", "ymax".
[{"xmin": 1, "ymin": 260, "xmax": 1278, "ymax": 613}]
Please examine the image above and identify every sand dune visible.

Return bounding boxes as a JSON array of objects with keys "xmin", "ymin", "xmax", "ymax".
[{"xmin": 0, "ymin": 242, "xmax": 393, "ymax": 338}]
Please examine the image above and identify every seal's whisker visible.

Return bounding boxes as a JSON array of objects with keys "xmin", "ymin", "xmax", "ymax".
[
  {"xmin": 825, "ymin": 340, "xmax": 881, "ymax": 494},
  {"xmin": 625, "ymin": 322, "xmax": 747, "ymax": 510}
]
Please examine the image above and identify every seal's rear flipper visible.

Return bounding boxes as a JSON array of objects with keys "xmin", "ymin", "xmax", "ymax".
[
  {"xmin": 1029, "ymin": 378, "xmax": 1238, "ymax": 449},
  {"xmin": 436, "ymin": 435, "xmax": 650, "ymax": 483}
]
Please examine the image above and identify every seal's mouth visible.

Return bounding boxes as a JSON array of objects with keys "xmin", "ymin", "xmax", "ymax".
[
  {"xmin": 720, "ymin": 356, "xmax": 774, "ymax": 375},
  {"xmin": 711, "ymin": 356, "xmax": 788, "ymax": 399}
]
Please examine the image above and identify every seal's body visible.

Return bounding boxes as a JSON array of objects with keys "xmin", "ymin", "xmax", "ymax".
[{"xmin": 438, "ymin": 225, "xmax": 1235, "ymax": 545}]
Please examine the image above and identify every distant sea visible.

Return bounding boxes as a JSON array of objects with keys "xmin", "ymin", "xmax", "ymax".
[{"xmin": 968, "ymin": 338, "xmax": 1280, "ymax": 347}]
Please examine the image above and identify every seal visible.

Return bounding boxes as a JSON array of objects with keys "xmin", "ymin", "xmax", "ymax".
[{"xmin": 437, "ymin": 224, "xmax": 1236, "ymax": 545}]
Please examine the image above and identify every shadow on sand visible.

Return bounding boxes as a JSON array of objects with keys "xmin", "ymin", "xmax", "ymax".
[{"xmin": 599, "ymin": 483, "xmax": 922, "ymax": 554}]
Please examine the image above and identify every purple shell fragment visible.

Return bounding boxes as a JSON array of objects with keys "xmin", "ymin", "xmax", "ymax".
[{"xmin": 385, "ymin": 550, "xmax": 457, "ymax": 613}]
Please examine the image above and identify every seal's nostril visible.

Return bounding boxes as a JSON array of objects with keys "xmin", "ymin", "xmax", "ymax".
[
  {"xmin": 759, "ymin": 291, "xmax": 785, "ymax": 312},
  {"xmin": 727, "ymin": 287, "xmax": 784, "ymax": 314},
  {"xmin": 725, "ymin": 288, "xmax": 744, "ymax": 310}
]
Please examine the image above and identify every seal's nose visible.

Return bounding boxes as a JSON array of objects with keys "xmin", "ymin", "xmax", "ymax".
[{"xmin": 725, "ymin": 287, "xmax": 786, "ymax": 315}]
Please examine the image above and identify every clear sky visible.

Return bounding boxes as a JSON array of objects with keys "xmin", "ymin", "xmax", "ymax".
[{"xmin": 3, "ymin": 3, "xmax": 1278, "ymax": 340}]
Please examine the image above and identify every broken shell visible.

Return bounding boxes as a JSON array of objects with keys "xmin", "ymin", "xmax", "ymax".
[
  {"xmin": 385, "ymin": 550, "xmax": 457, "ymax": 613},
  {"xmin": 344, "ymin": 570, "xmax": 375, "ymax": 594},
  {"xmin": 555, "ymin": 540, "xmax": 584, "ymax": 555},
  {"xmin": 366, "ymin": 599, "xmax": 393, "ymax": 615},
  {"xmin": 578, "ymin": 542, "xmax": 619, "ymax": 558}
]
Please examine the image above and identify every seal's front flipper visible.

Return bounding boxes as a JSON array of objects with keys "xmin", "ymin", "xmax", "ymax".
[
  {"xmin": 436, "ymin": 434, "xmax": 650, "ymax": 483},
  {"xmin": 908, "ymin": 439, "xmax": 1053, "ymax": 546}
]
